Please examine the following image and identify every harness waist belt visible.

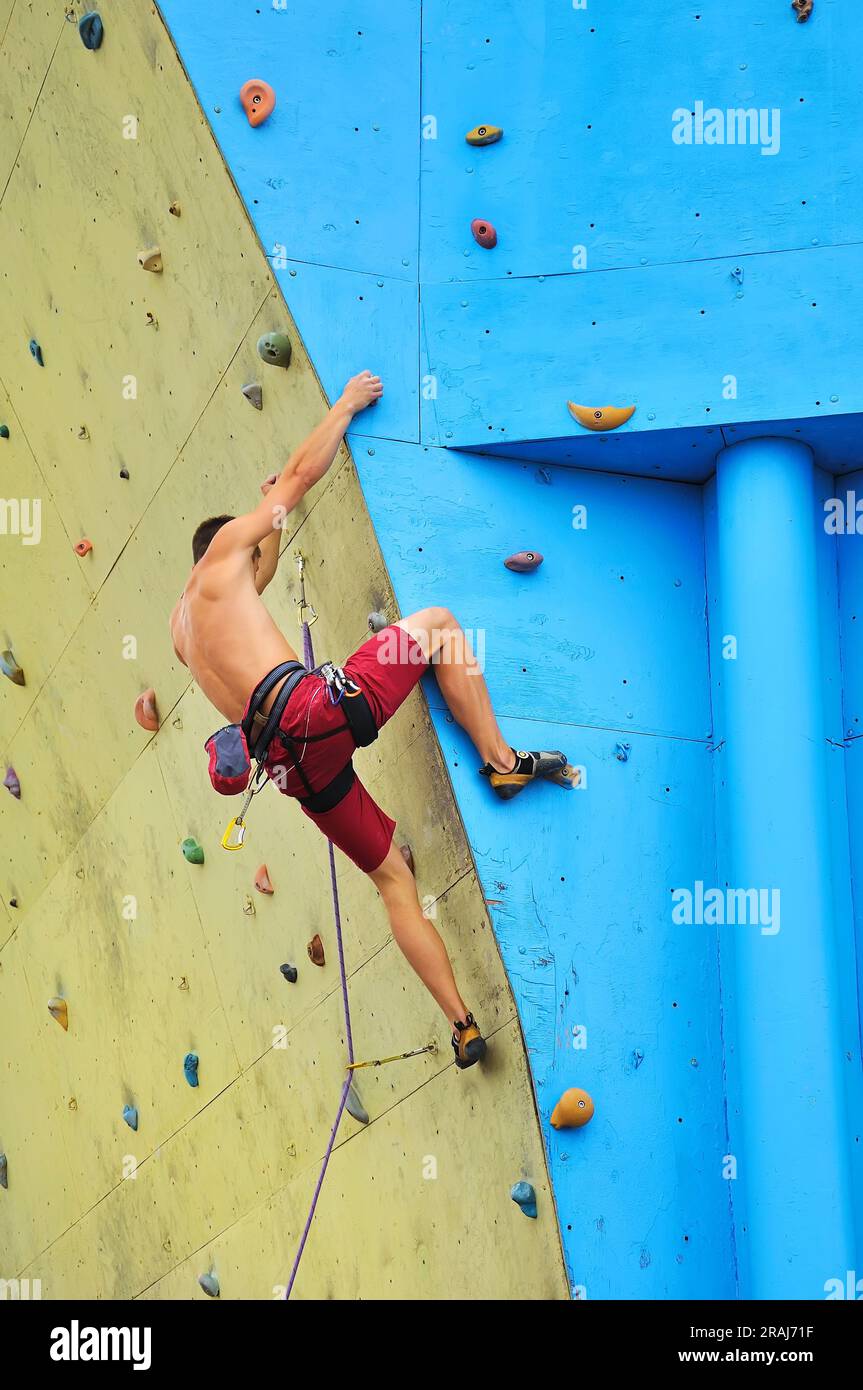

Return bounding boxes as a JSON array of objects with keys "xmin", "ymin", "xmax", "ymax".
[{"xmin": 243, "ymin": 660, "xmax": 377, "ymax": 813}]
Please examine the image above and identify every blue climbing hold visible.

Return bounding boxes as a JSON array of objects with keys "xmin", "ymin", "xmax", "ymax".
[
  {"xmin": 122, "ymin": 1104, "xmax": 138, "ymax": 1131},
  {"xmin": 29, "ymin": 339, "xmax": 44, "ymax": 366},
  {"xmin": 198, "ymin": 1272, "xmax": 220, "ymax": 1297},
  {"xmin": 0, "ymin": 1153, "xmax": 7, "ymax": 1189},
  {"xmin": 510, "ymin": 1181, "xmax": 537, "ymax": 1218},
  {"xmin": 79, "ymin": 12, "xmax": 104, "ymax": 50},
  {"xmin": 615, "ymin": 741, "xmax": 631, "ymax": 762},
  {"xmin": 184, "ymin": 1052, "xmax": 199, "ymax": 1087},
  {"xmin": 280, "ymin": 963, "xmax": 298, "ymax": 983}
]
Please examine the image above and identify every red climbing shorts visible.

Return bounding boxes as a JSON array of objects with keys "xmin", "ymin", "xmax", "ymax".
[{"xmin": 256, "ymin": 625, "xmax": 429, "ymax": 873}]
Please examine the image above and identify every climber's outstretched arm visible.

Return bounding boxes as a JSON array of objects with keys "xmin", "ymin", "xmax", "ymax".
[{"xmin": 214, "ymin": 371, "xmax": 383, "ymax": 560}]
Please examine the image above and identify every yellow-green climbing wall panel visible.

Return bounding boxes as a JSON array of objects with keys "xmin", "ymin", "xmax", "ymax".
[{"xmin": 0, "ymin": 0, "xmax": 568, "ymax": 1298}]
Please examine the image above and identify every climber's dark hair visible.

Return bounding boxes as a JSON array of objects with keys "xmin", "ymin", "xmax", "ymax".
[{"xmin": 192, "ymin": 515, "xmax": 234, "ymax": 564}]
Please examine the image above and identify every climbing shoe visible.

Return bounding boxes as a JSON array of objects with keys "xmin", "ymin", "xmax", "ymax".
[
  {"xmin": 480, "ymin": 749, "xmax": 579, "ymax": 800},
  {"xmin": 452, "ymin": 1013, "xmax": 487, "ymax": 1070}
]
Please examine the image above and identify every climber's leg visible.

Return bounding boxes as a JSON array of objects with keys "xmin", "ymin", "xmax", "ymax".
[
  {"xmin": 368, "ymin": 842, "xmax": 468, "ymax": 1022},
  {"xmin": 394, "ymin": 607, "xmax": 513, "ymax": 771}
]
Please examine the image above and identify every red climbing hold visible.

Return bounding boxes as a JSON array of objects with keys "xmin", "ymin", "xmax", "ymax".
[
  {"xmin": 255, "ymin": 864, "xmax": 274, "ymax": 895},
  {"xmin": 471, "ymin": 219, "xmax": 498, "ymax": 249},
  {"xmin": 240, "ymin": 79, "xmax": 276, "ymax": 127},
  {"xmin": 134, "ymin": 688, "xmax": 159, "ymax": 732},
  {"xmin": 307, "ymin": 934, "xmax": 325, "ymax": 967},
  {"xmin": 504, "ymin": 551, "xmax": 543, "ymax": 573},
  {"xmin": 74, "ymin": 539, "xmax": 93, "ymax": 557}
]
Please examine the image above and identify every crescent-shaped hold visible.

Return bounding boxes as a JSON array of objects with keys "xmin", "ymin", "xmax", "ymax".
[
  {"xmin": 134, "ymin": 688, "xmax": 159, "ymax": 732},
  {"xmin": 465, "ymin": 124, "xmax": 503, "ymax": 146},
  {"xmin": 504, "ymin": 550, "xmax": 543, "ymax": 574},
  {"xmin": 550, "ymin": 1087, "xmax": 595, "ymax": 1129},
  {"xmin": 240, "ymin": 79, "xmax": 276, "ymax": 127},
  {"xmin": 568, "ymin": 402, "xmax": 636, "ymax": 432}
]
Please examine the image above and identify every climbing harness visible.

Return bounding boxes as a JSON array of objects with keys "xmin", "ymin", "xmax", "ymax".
[
  {"xmin": 283, "ymin": 554, "xmax": 433, "ymax": 1300},
  {"xmin": 206, "ymin": 557, "xmax": 378, "ymax": 850}
]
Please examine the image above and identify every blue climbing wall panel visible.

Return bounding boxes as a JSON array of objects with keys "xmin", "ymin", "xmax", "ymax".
[{"xmin": 158, "ymin": 0, "xmax": 862, "ymax": 1297}]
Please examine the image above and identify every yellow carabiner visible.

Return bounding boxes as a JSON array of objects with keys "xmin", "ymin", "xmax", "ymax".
[{"xmin": 221, "ymin": 816, "xmax": 246, "ymax": 851}]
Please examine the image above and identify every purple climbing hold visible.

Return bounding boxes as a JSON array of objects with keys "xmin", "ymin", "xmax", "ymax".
[{"xmin": 4, "ymin": 768, "xmax": 21, "ymax": 799}]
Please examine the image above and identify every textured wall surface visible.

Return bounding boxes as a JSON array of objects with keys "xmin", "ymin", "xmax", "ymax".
[{"xmin": 0, "ymin": 1, "xmax": 567, "ymax": 1300}]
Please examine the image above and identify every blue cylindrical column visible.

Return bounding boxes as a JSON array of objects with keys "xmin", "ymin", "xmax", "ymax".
[{"xmin": 715, "ymin": 436, "xmax": 854, "ymax": 1298}]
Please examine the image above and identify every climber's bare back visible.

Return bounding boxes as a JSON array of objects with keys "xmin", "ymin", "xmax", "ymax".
[{"xmin": 170, "ymin": 531, "xmax": 299, "ymax": 724}]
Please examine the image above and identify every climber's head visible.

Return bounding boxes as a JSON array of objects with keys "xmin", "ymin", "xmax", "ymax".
[{"xmin": 192, "ymin": 515, "xmax": 261, "ymax": 571}]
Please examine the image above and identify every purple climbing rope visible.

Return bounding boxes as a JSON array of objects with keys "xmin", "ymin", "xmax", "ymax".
[{"xmin": 285, "ymin": 618, "xmax": 355, "ymax": 1300}]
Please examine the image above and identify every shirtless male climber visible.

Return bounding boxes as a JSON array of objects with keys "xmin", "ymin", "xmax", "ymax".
[{"xmin": 170, "ymin": 370, "xmax": 573, "ymax": 1069}]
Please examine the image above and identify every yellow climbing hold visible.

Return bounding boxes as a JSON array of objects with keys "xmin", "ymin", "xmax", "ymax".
[
  {"xmin": 48, "ymin": 997, "xmax": 69, "ymax": 1031},
  {"xmin": 567, "ymin": 403, "xmax": 636, "ymax": 432},
  {"xmin": 550, "ymin": 1087, "xmax": 595, "ymax": 1129},
  {"xmin": 466, "ymin": 124, "xmax": 503, "ymax": 146}
]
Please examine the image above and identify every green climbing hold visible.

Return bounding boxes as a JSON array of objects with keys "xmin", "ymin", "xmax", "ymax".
[
  {"xmin": 198, "ymin": 1272, "xmax": 220, "ymax": 1298},
  {"xmin": 181, "ymin": 837, "xmax": 205, "ymax": 865},
  {"xmin": 346, "ymin": 1083, "xmax": 369, "ymax": 1126},
  {"xmin": 0, "ymin": 651, "xmax": 25, "ymax": 686},
  {"xmin": 242, "ymin": 382, "xmax": 263, "ymax": 410},
  {"xmin": 0, "ymin": 1153, "xmax": 7, "ymax": 1189},
  {"xmin": 256, "ymin": 331, "xmax": 292, "ymax": 368},
  {"xmin": 122, "ymin": 1104, "xmax": 138, "ymax": 1131},
  {"xmin": 79, "ymin": 12, "xmax": 104, "ymax": 50},
  {"xmin": 29, "ymin": 339, "xmax": 43, "ymax": 366},
  {"xmin": 0, "ymin": 425, "xmax": 9, "ymax": 439},
  {"xmin": 184, "ymin": 1052, "xmax": 199, "ymax": 1087},
  {"xmin": 510, "ymin": 1181, "xmax": 537, "ymax": 1218}
]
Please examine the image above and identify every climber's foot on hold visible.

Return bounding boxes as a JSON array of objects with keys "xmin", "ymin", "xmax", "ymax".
[
  {"xmin": 480, "ymin": 748, "xmax": 577, "ymax": 800},
  {"xmin": 452, "ymin": 1012, "xmax": 487, "ymax": 1070}
]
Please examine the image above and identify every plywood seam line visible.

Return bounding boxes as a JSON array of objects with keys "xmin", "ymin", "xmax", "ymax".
[
  {"xmin": 0, "ymin": 11, "xmax": 67, "ymax": 204},
  {"xmin": 424, "ymin": 700, "xmax": 715, "ymax": 746}
]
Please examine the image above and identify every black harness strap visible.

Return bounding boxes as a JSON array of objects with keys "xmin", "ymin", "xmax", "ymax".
[{"xmin": 243, "ymin": 660, "xmax": 378, "ymax": 814}]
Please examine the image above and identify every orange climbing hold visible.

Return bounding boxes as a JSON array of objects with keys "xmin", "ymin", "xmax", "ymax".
[
  {"xmin": 48, "ymin": 998, "xmax": 69, "ymax": 1031},
  {"xmin": 134, "ymin": 688, "xmax": 159, "ymax": 732},
  {"xmin": 74, "ymin": 539, "xmax": 93, "ymax": 557},
  {"xmin": 240, "ymin": 79, "xmax": 276, "ymax": 127},
  {"xmin": 307, "ymin": 933, "xmax": 325, "ymax": 967},
  {"xmin": 255, "ymin": 864, "xmax": 274, "ymax": 895},
  {"xmin": 568, "ymin": 402, "xmax": 636, "ymax": 432},
  {"xmin": 550, "ymin": 1087, "xmax": 595, "ymax": 1129}
]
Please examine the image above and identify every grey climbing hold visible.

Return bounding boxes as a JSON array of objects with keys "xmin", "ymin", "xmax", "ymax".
[
  {"xmin": 0, "ymin": 651, "xmax": 25, "ymax": 685},
  {"xmin": 123, "ymin": 1104, "xmax": 138, "ymax": 1131},
  {"xmin": 280, "ymin": 963, "xmax": 298, "ymax": 983},
  {"xmin": 0, "ymin": 425, "xmax": 9, "ymax": 439},
  {"xmin": 4, "ymin": 767, "xmax": 21, "ymax": 799},
  {"xmin": 615, "ymin": 742, "xmax": 631, "ymax": 762},
  {"xmin": 79, "ymin": 12, "xmax": 104, "ymax": 49},
  {"xmin": 184, "ymin": 1052, "xmax": 199, "ymax": 1087},
  {"xmin": 368, "ymin": 611, "xmax": 388, "ymax": 634},
  {"xmin": 510, "ymin": 1181, "xmax": 537, "ymax": 1218},
  {"xmin": 198, "ymin": 1272, "xmax": 220, "ymax": 1297},
  {"xmin": 256, "ymin": 331, "xmax": 292, "ymax": 368},
  {"xmin": 346, "ymin": 1083, "xmax": 369, "ymax": 1126},
  {"xmin": 181, "ymin": 837, "xmax": 205, "ymax": 865},
  {"xmin": 0, "ymin": 1153, "xmax": 7, "ymax": 1189},
  {"xmin": 29, "ymin": 339, "xmax": 44, "ymax": 366},
  {"xmin": 242, "ymin": 382, "xmax": 263, "ymax": 410}
]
